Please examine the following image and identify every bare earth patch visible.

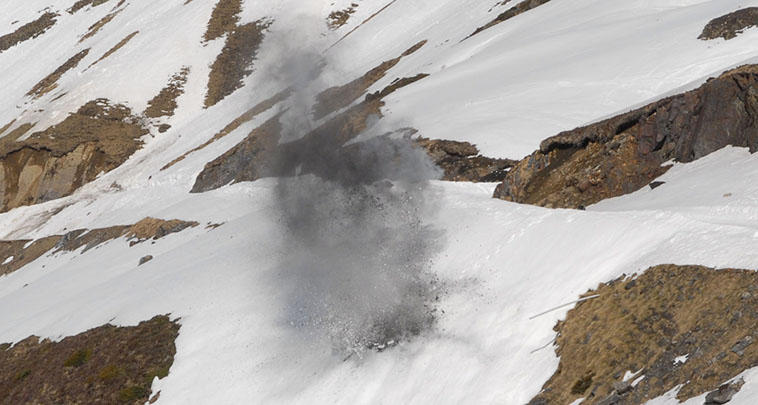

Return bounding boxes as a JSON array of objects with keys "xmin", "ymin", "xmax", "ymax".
[
  {"xmin": 700, "ymin": 7, "xmax": 758, "ymax": 40},
  {"xmin": 0, "ymin": 12, "xmax": 58, "ymax": 54},
  {"xmin": 313, "ymin": 40, "xmax": 427, "ymax": 119},
  {"xmin": 80, "ymin": 8, "xmax": 124, "ymax": 43},
  {"xmin": 162, "ymin": 88, "xmax": 289, "ymax": 170},
  {"xmin": 203, "ymin": 0, "xmax": 242, "ymax": 42},
  {"xmin": 0, "ymin": 315, "xmax": 179, "ymax": 405},
  {"xmin": 144, "ymin": 67, "xmax": 191, "ymax": 119},
  {"xmin": 468, "ymin": 0, "xmax": 551, "ymax": 39},
  {"xmin": 328, "ymin": 3, "xmax": 358, "ymax": 30},
  {"xmin": 27, "ymin": 49, "xmax": 90, "ymax": 99},
  {"xmin": 88, "ymin": 31, "xmax": 139, "ymax": 69},
  {"xmin": 68, "ymin": 0, "xmax": 112, "ymax": 14},
  {"xmin": 204, "ymin": 20, "xmax": 268, "ymax": 108},
  {"xmin": 530, "ymin": 264, "xmax": 758, "ymax": 405}
]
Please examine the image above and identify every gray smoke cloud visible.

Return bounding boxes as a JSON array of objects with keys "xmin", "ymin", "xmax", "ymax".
[{"xmin": 264, "ymin": 29, "xmax": 444, "ymax": 357}]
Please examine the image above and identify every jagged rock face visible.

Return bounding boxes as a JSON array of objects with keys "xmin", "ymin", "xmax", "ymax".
[
  {"xmin": 0, "ymin": 99, "xmax": 148, "ymax": 212},
  {"xmin": 700, "ymin": 7, "xmax": 758, "ymax": 40},
  {"xmin": 416, "ymin": 137, "xmax": 516, "ymax": 182},
  {"xmin": 0, "ymin": 315, "xmax": 178, "ymax": 405},
  {"xmin": 530, "ymin": 265, "xmax": 758, "ymax": 405},
  {"xmin": 494, "ymin": 65, "xmax": 758, "ymax": 208}
]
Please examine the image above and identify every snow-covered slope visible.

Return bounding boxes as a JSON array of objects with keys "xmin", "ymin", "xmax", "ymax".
[{"xmin": 2, "ymin": 0, "xmax": 758, "ymax": 403}]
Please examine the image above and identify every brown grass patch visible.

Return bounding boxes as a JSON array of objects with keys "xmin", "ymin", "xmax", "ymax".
[
  {"xmin": 328, "ymin": 3, "xmax": 358, "ymax": 30},
  {"xmin": 144, "ymin": 67, "xmax": 191, "ymax": 118},
  {"xmin": 203, "ymin": 0, "xmax": 242, "ymax": 42},
  {"xmin": 68, "ymin": 0, "xmax": 112, "ymax": 14},
  {"xmin": 0, "ymin": 12, "xmax": 58, "ymax": 53},
  {"xmin": 468, "ymin": 0, "xmax": 551, "ymax": 39},
  {"xmin": 0, "ymin": 120, "xmax": 15, "ymax": 138},
  {"xmin": 0, "ymin": 315, "xmax": 179, "ymax": 404},
  {"xmin": 531, "ymin": 264, "xmax": 758, "ymax": 404},
  {"xmin": 0, "ymin": 236, "xmax": 61, "ymax": 277},
  {"xmin": 313, "ymin": 40, "xmax": 427, "ymax": 119},
  {"xmin": 80, "ymin": 8, "xmax": 124, "ymax": 43},
  {"xmin": 205, "ymin": 21, "xmax": 268, "ymax": 108},
  {"xmin": 88, "ymin": 31, "xmax": 139, "ymax": 69},
  {"xmin": 1, "ymin": 122, "xmax": 37, "ymax": 143},
  {"xmin": 27, "ymin": 49, "xmax": 90, "ymax": 99},
  {"xmin": 162, "ymin": 88, "xmax": 289, "ymax": 170}
]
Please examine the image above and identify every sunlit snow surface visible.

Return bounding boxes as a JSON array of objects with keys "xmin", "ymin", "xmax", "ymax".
[{"xmin": 1, "ymin": 0, "xmax": 758, "ymax": 403}]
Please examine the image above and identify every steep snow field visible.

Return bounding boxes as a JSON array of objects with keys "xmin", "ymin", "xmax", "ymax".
[{"xmin": 2, "ymin": 0, "xmax": 758, "ymax": 403}]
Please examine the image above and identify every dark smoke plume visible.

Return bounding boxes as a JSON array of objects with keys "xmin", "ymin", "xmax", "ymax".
[{"xmin": 265, "ymin": 33, "xmax": 443, "ymax": 356}]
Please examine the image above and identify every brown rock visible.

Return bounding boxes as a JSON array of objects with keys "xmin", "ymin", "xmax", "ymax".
[{"xmin": 700, "ymin": 7, "xmax": 758, "ymax": 40}]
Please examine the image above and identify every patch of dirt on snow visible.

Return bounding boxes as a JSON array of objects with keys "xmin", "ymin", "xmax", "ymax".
[
  {"xmin": 494, "ymin": 64, "xmax": 758, "ymax": 209},
  {"xmin": 313, "ymin": 40, "xmax": 427, "ymax": 119},
  {"xmin": 699, "ymin": 7, "xmax": 758, "ymax": 40},
  {"xmin": 0, "ymin": 236, "xmax": 62, "ymax": 277},
  {"xmin": 0, "ymin": 99, "xmax": 147, "ymax": 212},
  {"xmin": 1, "ymin": 123, "xmax": 36, "ymax": 142},
  {"xmin": 79, "ymin": 8, "xmax": 124, "ymax": 43},
  {"xmin": 68, "ymin": 0, "xmax": 112, "ymax": 14},
  {"xmin": 0, "ymin": 12, "xmax": 58, "ymax": 54},
  {"xmin": 468, "ymin": 0, "xmax": 551, "ymax": 39},
  {"xmin": 203, "ymin": 0, "xmax": 242, "ymax": 42},
  {"xmin": 27, "ymin": 49, "xmax": 90, "ymax": 99},
  {"xmin": 162, "ymin": 88, "xmax": 289, "ymax": 170},
  {"xmin": 0, "ymin": 315, "xmax": 179, "ymax": 405},
  {"xmin": 144, "ymin": 67, "xmax": 191, "ymax": 119},
  {"xmin": 530, "ymin": 264, "xmax": 758, "ymax": 405},
  {"xmin": 204, "ymin": 20, "xmax": 268, "ymax": 108},
  {"xmin": 327, "ymin": 3, "xmax": 358, "ymax": 30},
  {"xmin": 87, "ymin": 31, "xmax": 139, "ymax": 69}
]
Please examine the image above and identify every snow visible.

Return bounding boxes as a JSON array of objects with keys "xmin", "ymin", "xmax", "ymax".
[
  {"xmin": 2, "ymin": 256, "xmax": 13, "ymax": 265},
  {"xmin": 1, "ymin": 0, "xmax": 758, "ymax": 404},
  {"xmin": 674, "ymin": 354, "xmax": 689, "ymax": 364}
]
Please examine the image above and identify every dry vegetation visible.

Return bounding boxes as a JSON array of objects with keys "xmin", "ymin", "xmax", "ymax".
[
  {"xmin": 327, "ymin": 3, "xmax": 358, "ymax": 30},
  {"xmin": 88, "ymin": 31, "xmax": 139, "ymax": 69},
  {"xmin": 80, "ymin": 8, "xmax": 124, "ymax": 43},
  {"xmin": 205, "ymin": 21, "xmax": 268, "ymax": 108},
  {"xmin": 68, "ymin": 0, "xmax": 112, "ymax": 14},
  {"xmin": 203, "ymin": 0, "xmax": 242, "ymax": 42},
  {"xmin": 0, "ymin": 315, "xmax": 179, "ymax": 404},
  {"xmin": 469, "ymin": 0, "xmax": 552, "ymax": 39},
  {"xmin": 144, "ymin": 67, "xmax": 191, "ymax": 118},
  {"xmin": 0, "ymin": 12, "xmax": 58, "ymax": 53},
  {"xmin": 27, "ymin": 49, "xmax": 90, "ymax": 99},
  {"xmin": 531, "ymin": 264, "xmax": 758, "ymax": 404},
  {"xmin": 313, "ymin": 40, "xmax": 427, "ymax": 119},
  {"xmin": 162, "ymin": 88, "xmax": 289, "ymax": 170},
  {"xmin": 699, "ymin": 7, "xmax": 758, "ymax": 40}
]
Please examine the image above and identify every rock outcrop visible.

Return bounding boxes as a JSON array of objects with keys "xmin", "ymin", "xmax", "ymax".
[
  {"xmin": 0, "ymin": 99, "xmax": 148, "ymax": 212},
  {"xmin": 700, "ymin": 7, "xmax": 758, "ymax": 40},
  {"xmin": 530, "ymin": 265, "xmax": 758, "ymax": 404},
  {"xmin": 416, "ymin": 137, "xmax": 516, "ymax": 182},
  {"xmin": 494, "ymin": 65, "xmax": 758, "ymax": 208}
]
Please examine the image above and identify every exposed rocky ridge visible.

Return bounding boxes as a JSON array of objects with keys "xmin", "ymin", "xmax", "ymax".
[
  {"xmin": 313, "ymin": 40, "xmax": 426, "ymax": 120},
  {"xmin": 468, "ymin": 0, "xmax": 551, "ymax": 39},
  {"xmin": 161, "ymin": 88, "xmax": 290, "ymax": 170},
  {"xmin": 0, "ymin": 12, "xmax": 58, "ymax": 53},
  {"xmin": 530, "ymin": 264, "xmax": 758, "ymax": 404},
  {"xmin": 0, "ymin": 315, "xmax": 178, "ymax": 404},
  {"xmin": 416, "ymin": 137, "xmax": 516, "ymax": 182},
  {"xmin": 494, "ymin": 64, "xmax": 758, "ymax": 208},
  {"xmin": 700, "ymin": 7, "xmax": 758, "ymax": 40},
  {"xmin": 0, "ymin": 99, "xmax": 148, "ymax": 212},
  {"xmin": 80, "ymin": 8, "xmax": 124, "ymax": 43},
  {"xmin": 0, "ymin": 217, "xmax": 198, "ymax": 278}
]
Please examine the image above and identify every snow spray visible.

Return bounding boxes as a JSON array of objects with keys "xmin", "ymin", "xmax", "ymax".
[{"xmin": 262, "ymin": 29, "xmax": 443, "ymax": 356}]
